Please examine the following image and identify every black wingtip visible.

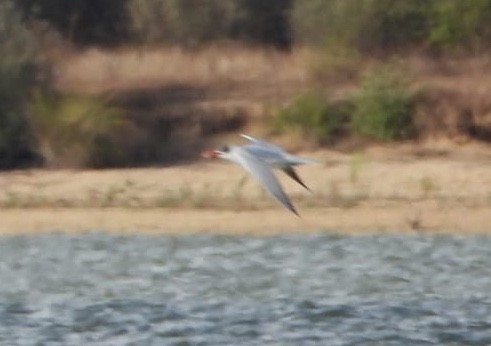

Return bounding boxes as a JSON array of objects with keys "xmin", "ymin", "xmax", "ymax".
[
  {"xmin": 283, "ymin": 167, "xmax": 311, "ymax": 192},
  {"xmin": 303, "ymin": 184, "xmax": 312, "ymax": 193},
  {"xmin": 296, "ymin": 179, "xmax": 311, "ymax": 192},
  {"xmin": 288, "ymin": 204, "xmax": 301, "ymax": 217}
]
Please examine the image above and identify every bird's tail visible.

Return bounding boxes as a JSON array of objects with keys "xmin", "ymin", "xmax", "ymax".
[{"xmin": 286, "ymin": 154, "xmax": 321, "ymax": 166}]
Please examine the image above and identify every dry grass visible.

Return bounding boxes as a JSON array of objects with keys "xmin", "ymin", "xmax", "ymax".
[
  {"xmin": 54, "ymin": 45, "xmax": 311, "ymax": 96},
  {"xmin": 50, "ymin": 46, "xmax": 316, "ymax": 157},
  {"xmin": 51, "ymin": 46, "xmax": 491, "ymax": 109},
  {"xmin": 405, "ymin": 54, "xmax": 491, "ymax": 139},
  {"xmin": 50, "ymin": 47, "xmax": 491, "ymax": 145}
]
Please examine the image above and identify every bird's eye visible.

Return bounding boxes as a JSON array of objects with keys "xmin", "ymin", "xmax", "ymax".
[{"xmin": 220, "ymin": 145, "xmax": 230, "ymax": 152}]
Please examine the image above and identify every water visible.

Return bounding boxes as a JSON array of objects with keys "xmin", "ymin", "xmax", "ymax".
[{"xmin": 0, "ymin": 232, "xmax": 490, "ymax": 345}]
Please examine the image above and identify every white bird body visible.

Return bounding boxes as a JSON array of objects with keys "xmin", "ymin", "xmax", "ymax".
[
  {"xmin": 242, "ymin": 143, "xmax": 318, "ymax": 167},
  {"xmin": 202, "ymin": 134, "xmax": 319, "ymax": 215}
]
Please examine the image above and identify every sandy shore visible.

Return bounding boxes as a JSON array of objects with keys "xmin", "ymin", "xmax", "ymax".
[
  {"xmin": 1, "ymin": 144, "xmax": 490, "ymax": 235},
  {"xmin": 0, "ymin": 204, "xmax": 490, "ymax": 235}
]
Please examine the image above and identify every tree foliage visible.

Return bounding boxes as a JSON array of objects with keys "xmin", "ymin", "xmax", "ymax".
[
  {"xmin": 9, "ymin": 0, "xmax": 491, "ymax": 50},
  {"xmin": 16, "ymin": 0, "xmax": 130, "ymax": 45},
  {"xmin": 429, "ymin": 0, "xmax": 491, "ymax": 51},
  {"xmin": 128, "ymin": 0, "xmax": 292, "ymax": 48},
  {"xmin": 291, "ymin": 0, "xmax": 491, "ymax": 53},
  {"xmin": 0, "ymin": 1, "xmax": 39, "ymax": 168}
]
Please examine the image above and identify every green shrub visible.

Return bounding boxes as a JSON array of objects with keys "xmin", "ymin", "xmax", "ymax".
[
  {"xmin": 272, "ymin": 90, "xmax": 346, "ymax": 143},
  {"xmin": 0, "ymin": 1, "xmax": 39, "ymax": 168},
  {"xmin": 291, "ymin": 0, "xmax": 429, "ymax": 52},
  {"xmin": 29, "ymin": 90, "xmax": 123, "ymax": 167},
  {"xmin": 428, "ymin": 0, "xmax": 491, "ymax": 51},
  {"xmin": 352, "ymin": 68, "xmax": 414, "ymax": 141}
]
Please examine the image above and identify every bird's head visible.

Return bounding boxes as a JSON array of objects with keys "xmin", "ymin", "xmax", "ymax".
[{"xmin": 201, "ymin": 145, "xmax": 230, "ymax": 159}]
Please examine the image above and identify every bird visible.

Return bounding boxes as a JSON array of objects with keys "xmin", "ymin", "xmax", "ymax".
[{"xmin": 201, "ymin": 134, "xmax": 318, "ymax": 215}]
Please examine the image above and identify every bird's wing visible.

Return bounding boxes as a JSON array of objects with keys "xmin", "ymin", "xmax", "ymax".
[
  {"xmin": 240, "ymin": 134, "xmax": 282, "ymax": 151},
  {"xmin": 234, "ymin": 147, "xmax": 299, "ymax": 216}
]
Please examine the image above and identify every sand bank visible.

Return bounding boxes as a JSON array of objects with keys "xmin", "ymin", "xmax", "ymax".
[{"xmin": 0, "ymin": 145, "xmax": 490, "ymax": 235}]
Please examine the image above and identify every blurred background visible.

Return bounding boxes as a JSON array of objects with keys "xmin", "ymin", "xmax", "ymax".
[
  {"xmin": 2, "ymin": 3, "xmax": 491, "ymax": 344},
  {"xmin": 1, "ymin": 0, "xmax": 491, "ymax": 170}
]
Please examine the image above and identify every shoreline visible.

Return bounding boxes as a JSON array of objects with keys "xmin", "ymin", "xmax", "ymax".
[
  {"xmin": 0, "ymin": 202, "xmax": 489, "ymax": 235},
  {"xmin": 0, "ymin": 145, "xmax": 490, "ymax": 235}
]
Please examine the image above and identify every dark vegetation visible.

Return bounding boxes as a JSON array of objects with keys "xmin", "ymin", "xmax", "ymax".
[{"xmin": 1, "ymin": 0, "xmax": 491, "ymax": 168}]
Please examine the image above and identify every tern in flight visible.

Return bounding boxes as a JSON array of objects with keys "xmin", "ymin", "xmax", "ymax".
[{"xmin": 202, "ymin": 134, "xmax": 318, "ymax": 215}]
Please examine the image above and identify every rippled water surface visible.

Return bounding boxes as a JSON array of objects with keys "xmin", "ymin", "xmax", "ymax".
[{"xmin": 0, "ymin": 232, "xmax": 491, "ymax": 345}]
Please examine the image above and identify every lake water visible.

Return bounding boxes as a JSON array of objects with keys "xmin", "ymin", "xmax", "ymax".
[{"xmin": 0, "ymin": 231, "xmax": 490, "ymax": 345}]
